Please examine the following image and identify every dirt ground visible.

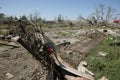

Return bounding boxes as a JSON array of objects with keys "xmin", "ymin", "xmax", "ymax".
[
  {"xmin": 0, "ymin": 45, "xmax": 47, "ymax": 80},
  {"xmin": 0, "ymin": 36, "xmax": 104, "ymax": 80},
  {"xmin": 0, "ymin": 28, "xmax": 106, "ymax": 80}
]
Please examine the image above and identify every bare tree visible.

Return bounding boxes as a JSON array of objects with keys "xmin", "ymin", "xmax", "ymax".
[
  {"xmin": 0, "ymin": 13, "xmax": 5, "ymax": 19},
  {"xmin": 20, "ymin": 15, "xmax": 27, "ymax": 20},
  {"xmin": 78, "ymin": 15, "xmax": 86, "ymax": 21},
  {"xmin": 92, "ymin": 4, "xmax": 116, "ymax": 26},
  {"xmin": 57, "ymin": 14, "xmax": 64, "ymax": 22},
  {"xmin": 29, "ymin": 11, "xmax": 42, "ymax": 24}
]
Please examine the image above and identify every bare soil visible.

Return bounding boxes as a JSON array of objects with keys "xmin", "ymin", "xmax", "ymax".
[
  {"xmin": 0, "ymin": 29, "xmax": 106, "ymax": 80},
  {"xmin": 0, "ymin": 44, "xmax": 47, "ymax": 80}
]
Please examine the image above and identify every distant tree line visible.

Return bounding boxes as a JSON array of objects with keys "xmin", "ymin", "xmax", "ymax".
[{"xmin": 0, "ymin": 4, "xmax": 119, "ymax": 27}]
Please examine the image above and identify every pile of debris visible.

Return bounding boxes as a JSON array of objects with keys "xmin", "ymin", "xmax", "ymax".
[{"xmin": 1, "ymin": 20, "xmax": 106, "ymax": 80}]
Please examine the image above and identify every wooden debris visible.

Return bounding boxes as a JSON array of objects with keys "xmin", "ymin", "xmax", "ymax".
[{"xmin": 0, "ymin": 40, "xmax": 20, "ymax": 48}]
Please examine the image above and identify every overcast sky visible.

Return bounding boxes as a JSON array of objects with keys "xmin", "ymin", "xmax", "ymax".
[{"xmin": 0, "ymin": 0, "xmax": 120, "ymax": 20}]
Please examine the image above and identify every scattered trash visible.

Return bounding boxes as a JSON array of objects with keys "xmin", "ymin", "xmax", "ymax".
[
  {"xmin": 57, "ymin": 40, "xmax": 70, "ymax": 47},
  {"xmin": 5, "ymin": 35, "xmax": 13, "ymax": 39},
  {"xmin": 97, "ymin": 52, "xmax": 108, "ymax": 57},
  {"xmin": 0, "ymin": 35, "xmax": 5, "ymax": 40},
  {"xmin": 103, "ymin": 29, "xmax": 107, "ymax": 32},
  {"xmin": 5, "ymin": 73, "xmax": 14, "ymax": 79},
  {"xmin": 65, "ymin": 50, "xmax": 72, "ymax": 55},
  {"xmin": 77, "ymin": 61, "xmax": 94, "ymax": 76},
  {"xmin": 99, "ymin": 76, "xmax": 108, "ymax": 80}
]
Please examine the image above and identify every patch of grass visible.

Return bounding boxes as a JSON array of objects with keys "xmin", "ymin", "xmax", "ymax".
[
  {"xmin": 57, "ymin": 31, "xmax": 70, "ymax": 37},
  {"xmin": 86, "ymin": 36, "xmax": 120, "ymax": 80}
]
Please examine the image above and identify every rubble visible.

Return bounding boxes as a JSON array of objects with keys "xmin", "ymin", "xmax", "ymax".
[{"xmin": 1, "ymin": 20, "xmax": 109, "ymax": 80}]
